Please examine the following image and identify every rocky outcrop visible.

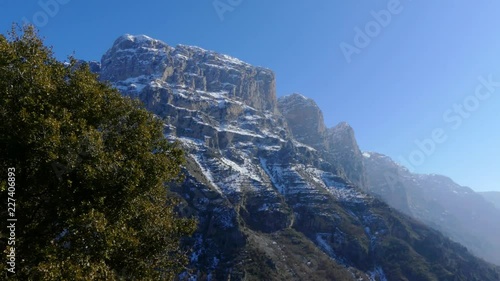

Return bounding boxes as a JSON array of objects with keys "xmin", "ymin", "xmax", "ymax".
[
  {"xmin": 277, "ymin": 94, "xmax": 327, "ymax": 148},
  {"xmin": 99, "ymin": 34, "xmax": 277, "ymax": 112},
  {"xmin": 278, "ymin": 95, "xmax": 366, "ymax": 189}
]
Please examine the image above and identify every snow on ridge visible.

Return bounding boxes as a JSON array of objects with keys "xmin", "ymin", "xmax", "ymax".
[
  {"xmin": 128, "ymin": 34, "xmax": 156, "ymax": 43},
  {"xmin": 292, "ymin": 140, "xmax": 317, "ymax": 151},
  {"xmin": 175, "ymin": 44, "xmax": 252, "ymax": 67},
  {"xmin": 115, "ymin": 34, "xmax": 273, "ymax": 73},
  {"xmin": 219, "ymin": 54, "xmax": 245, "ymax": 66},
  {"xmin": 368, "ymin": 266, "xmax": 388, "ymax": 281},
  {"xmin": 203, "ymin": 62, "xmax": 238, "ymax": 71},
  {"xmin": 176, "ymin": 44, "xmax": 208, "ymax": 53},
  {"xmin": 280, "ymin": 93, "xmax": 309, "ymax": 100},
  {"xmin": 219, "ymin": 157, "xmax": 261, "ymax": 182},
  {"xmin": 192, "ymin": 154, "xmax": 221, "ymax": 194},
  {"xmin": 260, "ymin": 158, "xmax": 286, "ymax": 194},
  {"xmin": 259, "ymin": 144, "xmax": 281, "ymax": 151},
  {"xmin": 278, "ymin": 93, "xmax": 316, "ymax": 106},
  {"xmin": 175, "ymin": 136, "xmax": 205, "ymax": 148},
  {"xmin": 117, "ymin": 34, "xmax": 168, "ymax": 48},
  {"xmin": 318, "ymin": 171, "xmax": 369, "ymax": 203},
  {"xmin": 222, "ymin": 126, "xmax": 264, "ymax": 139}
]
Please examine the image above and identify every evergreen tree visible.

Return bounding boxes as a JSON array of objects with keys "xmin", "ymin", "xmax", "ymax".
[{"xmin": 0, "ymin": 25, "xmax": 196, "ymax": 280}]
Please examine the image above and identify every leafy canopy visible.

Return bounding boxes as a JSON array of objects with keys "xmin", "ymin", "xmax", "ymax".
[{"xmin": 0, "ymin": 25, "xmax": 196, "ymax": 280}]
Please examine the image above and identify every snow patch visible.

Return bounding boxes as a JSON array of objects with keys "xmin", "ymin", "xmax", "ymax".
[
  {"xmin": 368, "ymin": 266, "xmax": 388, "ymax": 281},
  {"xmin": 192, "ymin": 154, "xmax": 221, "ymax": 194}
]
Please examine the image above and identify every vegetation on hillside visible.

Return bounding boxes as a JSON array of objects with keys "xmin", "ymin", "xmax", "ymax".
[{"xmin": 0, "ymin": 25, "xmax": 196, "ymax": 280}]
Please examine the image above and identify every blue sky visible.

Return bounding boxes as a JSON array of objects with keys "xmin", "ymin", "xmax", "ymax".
[{"xmin": 1, "ymin": 0, "xmax": 499, "ymax": 191}]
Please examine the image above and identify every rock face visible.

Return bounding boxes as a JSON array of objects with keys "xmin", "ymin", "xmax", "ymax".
[
  {"xmin": 327, "ymin": 122, "xmax": 367, "ymax": 189},
  {"xmin": 278, "ymin": 94, "xmax": 327, "ymax": 148},
  {"xmin": 90, "ymin": 34, "xmax": 500, "ymax": 281},
  {"xmin": 100, "ymin": 34, "xmax": 277, "ymax": 112},
  {"xmin": 363, "ymin": 152, "xmax": 500, "ymax": 266},
  {"xmin": 277, "ymin": 96, "xmax": 366, "ymax": 189}
]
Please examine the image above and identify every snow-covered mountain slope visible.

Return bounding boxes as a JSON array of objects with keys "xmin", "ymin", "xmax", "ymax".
[
  {"xmin": 100, "ymin": 34, "xmax": 277, "ymax": 112},
  {"xmin": 88, "ymin": 34, "xmax": 500, "ymax": 281}
]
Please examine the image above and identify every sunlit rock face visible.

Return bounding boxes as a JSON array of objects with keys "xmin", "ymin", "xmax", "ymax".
[
  {"xmin": 100, "ymin": 34, "xmax": 277, "ymax": 112},
  {"xmin": 278, "ymin": 93, "xmax": 327, "ymax": 148}
]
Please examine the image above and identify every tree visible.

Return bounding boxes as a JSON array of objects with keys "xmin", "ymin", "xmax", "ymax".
[{"xmin": 0, "ymin": 25, "xmax": 196, "ymax": 280}]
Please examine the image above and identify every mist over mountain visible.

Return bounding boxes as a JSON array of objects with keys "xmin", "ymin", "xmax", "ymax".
[
  {"xmin": 479, "ymin": 191, "xmax": 500, "ymax": 209},
  {"xmin": 363, "ymin": 152, "xmax": 500, "ymax": 266},
  {"xmin": 85, "ymin": 34, "xmax": 500, "ymax": 280}
]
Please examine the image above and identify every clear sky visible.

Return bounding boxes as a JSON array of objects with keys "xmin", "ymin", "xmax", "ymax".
[{"xmin": 1, "ymin": 0, "xmax": 499, "ymax": 192}]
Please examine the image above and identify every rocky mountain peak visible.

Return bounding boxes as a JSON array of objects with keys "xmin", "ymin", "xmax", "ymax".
[
  {"xmin": 328, "ymin": 122, "xmax": 367, "ymax": 188},
  {"xmin": 329, "ymin": 121, "xmax": 355, "ymax": 142},
  {"xmin": 99, "ymin": 34, "xmax": 278, "ymax": 112},
  {"xmin": 277, "ymin": 93, "xmax": 327, "ymax": 148},
  {"xmin": 116, "ymin": 34, "xmax": 168, "ymax": 50},
  {"xmin": 328, "ymin": 122, "xmax": 362, "ymax": 158},
  {"xmin": 99, "ymin": 34, "xmax": 172, "ymax": 81}
]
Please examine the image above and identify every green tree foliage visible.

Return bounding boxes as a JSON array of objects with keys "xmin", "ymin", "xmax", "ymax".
[{"xmin": 0, "ymin": 25, "xmax": 196, "ymax": 280}]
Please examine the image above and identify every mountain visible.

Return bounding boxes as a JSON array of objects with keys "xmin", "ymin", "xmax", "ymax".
[
  {"xmin": 363, "ymin": 152, "xmax": 500, "ymax": 266},
  {"xmin": 277, "ymin": 95, "xmax": 367, "ymax": 189},
  {"xmin": 479, "ymin": 191, "xmax": 500, "ymax": 209},
  {"xmin": 87, "ymin": 34, "xmax": 500, "ymax": 280}
]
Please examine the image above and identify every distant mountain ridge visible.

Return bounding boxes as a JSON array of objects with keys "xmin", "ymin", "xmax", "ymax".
[
  {"xmin": 479, "ymin": 191, "xmax": 500, "ymax": 209},
  {"xmin": 84, "ymin": 34, "xmax": 500, "ymax": 280},
  {"xmin": 363, "ymin": 152, "xmax": 500, "ymax": 266}
]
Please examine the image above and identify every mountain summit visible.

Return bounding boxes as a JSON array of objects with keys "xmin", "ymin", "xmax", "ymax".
[{"xmin": 100, "ymin": 34, "xmax": 277, "ymax": 112}]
